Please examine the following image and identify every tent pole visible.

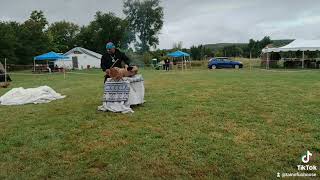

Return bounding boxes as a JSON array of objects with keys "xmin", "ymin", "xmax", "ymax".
[
  {"xmin": 63, "ymin": 60, "xmax": 66, "ymax": 80},
  {"xmin": 33, "ymin": 58, "xmax": 36, "ymax": 73},
  {"xmin": 181, "ymin": 57, "xmax": 183, "ymax": 71},
  {"xmin": 4, "ymin": 58, "xmax": 7, "ymax": 83},
  {"xmin": 47, "ymin": 60, "xmax": 51, "ymax": 73},
  {"xmin": 183, "ymin": 56, "xmax": 185, "ymax": 71},
  {"xmin": 185, "ymin": 56, "xmax": 187, "ymax": 70},
  {"xmin": 302, "ymin": 51, "xmax": 305, "ymax": 69},
  {"xmin": 183, "ymin": 56, "xmax": 185, "ymax": 70},
  {"xmin": 186, "ymin": 57, "xmax": 188, "ymax": 70}
]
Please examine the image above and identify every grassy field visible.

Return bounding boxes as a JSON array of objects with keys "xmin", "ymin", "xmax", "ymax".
[{"xmin": 0, "ymin": 68, "xmax": 320, "ymax": 179}]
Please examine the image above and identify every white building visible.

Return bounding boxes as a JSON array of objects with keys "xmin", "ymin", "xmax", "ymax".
[{"xmin": 55, "ymin": 47, "xmax": 102, "ymax": 70}]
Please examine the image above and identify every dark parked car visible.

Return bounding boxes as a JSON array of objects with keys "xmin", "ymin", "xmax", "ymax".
[{"xmin": 208, "ymin": 57, "xmax": 243, "ymax": 69}]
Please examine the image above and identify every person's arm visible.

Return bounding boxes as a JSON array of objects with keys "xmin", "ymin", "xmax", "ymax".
[
  {"xmin": 121, "ymin": 52, "xmax": 131, "ymax": 66},
  {"xmin": 100, "ymin": 54, "xmax": 107, "ymax": 72}
]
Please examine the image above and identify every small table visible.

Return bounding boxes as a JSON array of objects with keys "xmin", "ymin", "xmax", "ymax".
[{"xmin": 98, "ymin": 74, "xmax": 145, "ymax": 113}]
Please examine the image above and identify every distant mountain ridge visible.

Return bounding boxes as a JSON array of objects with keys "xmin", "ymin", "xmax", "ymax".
[{"xmin": 204, "ymin": 43, "xmax": 247, "ymax": 51}]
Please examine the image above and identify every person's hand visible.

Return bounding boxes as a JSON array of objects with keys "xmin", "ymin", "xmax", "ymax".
[{"xmin": 105, "ymin": 69, "xmax": 110, "ymax": 76}]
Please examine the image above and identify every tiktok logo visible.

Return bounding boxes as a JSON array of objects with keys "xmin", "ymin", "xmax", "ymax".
[{"xmin": 302, "ymin": 150, "xmax": 312, "ymax": 163}]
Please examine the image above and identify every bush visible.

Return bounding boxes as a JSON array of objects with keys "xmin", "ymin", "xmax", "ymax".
[
  {"xmin": 191, "ymin": 61, "xmax": 206, "ymax": 67},
  {"xmin": 142, "ymin": 52, "xmax": 153, "ymax": 65}
]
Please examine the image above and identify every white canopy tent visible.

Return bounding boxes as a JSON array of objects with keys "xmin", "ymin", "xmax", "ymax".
[
  {"xmin": 262, "ymin": 39, "xmax": 320, "ymax": 53},
  {"xmin": 261, "ymin": 39, "xmax": 320, "ymax": 69}
]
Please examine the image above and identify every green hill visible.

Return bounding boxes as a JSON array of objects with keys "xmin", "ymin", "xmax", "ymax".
[
  {"xmin": 204, "ymin": 43, "xmax": 247, "ymax": 51},
  {"xmin": 203, "ymin": 39, "xmax": 294, "ymax": 50},
  {"xmin": 271, "ymin": 39, "xmax": 294, "ymax": 47}
]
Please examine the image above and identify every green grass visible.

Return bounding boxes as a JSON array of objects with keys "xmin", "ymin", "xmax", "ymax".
[{"xmin": 0, "ymin": 68, "xmax": 320, "ymax": 179}]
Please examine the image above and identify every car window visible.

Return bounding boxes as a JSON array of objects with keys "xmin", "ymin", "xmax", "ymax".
[{"xmin": 216, "ymin": 58, "xmax": 227, "ymax": 61}]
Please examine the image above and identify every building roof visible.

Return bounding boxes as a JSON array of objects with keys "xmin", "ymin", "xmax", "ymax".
[{"xmin": 64, "ymin": 47, "xmax": 102, "ymax": 59}]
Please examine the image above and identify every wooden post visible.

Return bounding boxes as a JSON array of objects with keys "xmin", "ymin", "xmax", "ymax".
[
  {"xmin": 33, "ymin": 58, "xmax": 36, "ymax": 72},
  {"xmin": 63, "ymin": 60, "xmax": 66, "ymax": 80},
  {"xmin": 302, "ymin": 51, "xmax": 305, "ymax": 69},
  {"xmin": 266, "ymin": 52, "xmax": 269, "ymax": 70},
  {"xmin": 4, "ymin": 58, "xmax": 7, "ymax": 83}
]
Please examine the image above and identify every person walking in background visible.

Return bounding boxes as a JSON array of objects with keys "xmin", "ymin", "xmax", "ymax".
[{"xmin": 164, "ymin": 58, "xmax": 170, "ymax": 71}]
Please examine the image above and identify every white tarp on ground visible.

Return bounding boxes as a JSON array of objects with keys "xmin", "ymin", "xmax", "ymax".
[
  {"xmin": 262, "ymin": 39, "xmax": 320, "ymax": 53},
  {"xmin": 0, "ymin": 86, "xmax": 65, "ymax": 105}
]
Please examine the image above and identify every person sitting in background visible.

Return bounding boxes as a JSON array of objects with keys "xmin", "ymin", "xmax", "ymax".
[
  {"xmin": 54, "ymin": 64, "xmax": 59, "ymax": 72},
  {"xmin": 0, "ymin": 69, "xmax": 12, "ymax": 82}
]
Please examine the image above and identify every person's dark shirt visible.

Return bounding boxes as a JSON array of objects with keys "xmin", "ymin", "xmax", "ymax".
[
  {"xmin": 165, "ymin": 59, "xmax": 170, "ymax": 64},
  {"xmin": 0, "ymin": 70, "xmax": 12, "ymax": 82},
  {"xmin": 100, "ymin": 49, "xmax": 130, "ymax": 72}
]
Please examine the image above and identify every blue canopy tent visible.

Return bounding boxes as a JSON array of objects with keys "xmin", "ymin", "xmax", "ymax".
[
  {"xmin": 167, "ymin": 50, "xmax": 190, "ymax": 58},
  {"xmin": 167, "ymin": 50, "xmax": 191, "ymax": 70},
  {"xmin": 34, "ymin": 51, "xmax": 68, "ymax": 61},
  {"xmin": 33, "ymin": 51, "xmax": 68, "ymax": 72}
]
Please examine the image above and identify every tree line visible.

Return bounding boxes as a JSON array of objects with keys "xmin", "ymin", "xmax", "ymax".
[
  {"xmin": 188, "ymin": 37, "xmax": 295, "ymax": 60},
  {"xmin": 188, "ymin": 36, "xmax": 277, "ymax": 60},
  {"xmin": 0, "ymin": 0, "xmax": 164, "ymax": 65},
  {"xmin": 149, "ymin": 37, "xmax": 292, "ymax": 63},
  {"xmin": 0, "ymin": 0, "xmax": 293, "ymax": 65}
]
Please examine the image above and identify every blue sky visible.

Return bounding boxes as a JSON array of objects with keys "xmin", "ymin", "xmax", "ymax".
[{"xmin": 1, "ymin": 0, "xmax": 319, "ymax": 49}]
